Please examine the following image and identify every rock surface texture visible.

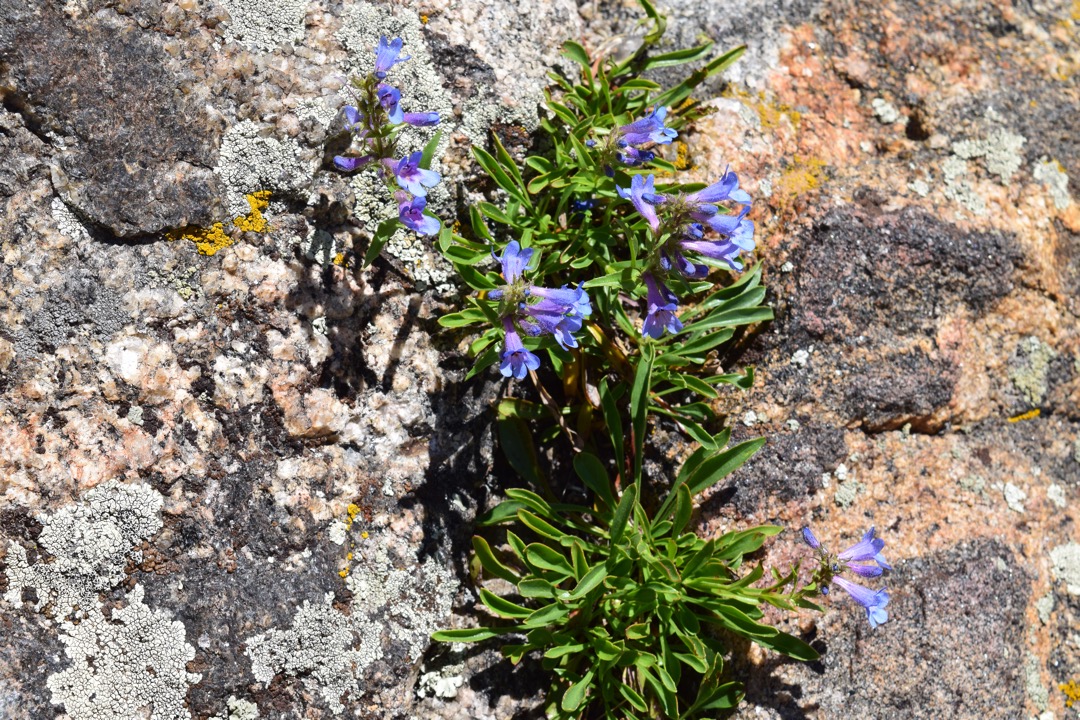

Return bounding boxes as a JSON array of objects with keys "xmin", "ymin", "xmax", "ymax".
[{"xmin": 0, "ymin": 0, "xmax": 1076, "ymax": 719}]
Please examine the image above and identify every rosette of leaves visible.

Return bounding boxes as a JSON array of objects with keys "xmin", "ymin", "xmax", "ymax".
[{"xmin": 433, "ymin": 442, "xmax": 819, "ymax": 719}]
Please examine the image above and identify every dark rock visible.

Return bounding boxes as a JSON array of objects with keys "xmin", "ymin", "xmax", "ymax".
[{"xmin": 0, "ymin": 0, "xmax": 222, "ymax": 237}]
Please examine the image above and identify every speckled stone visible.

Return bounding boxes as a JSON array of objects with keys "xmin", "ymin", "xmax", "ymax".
[{"xmin": 0, "ymin": 0, "xmax": 1077, "ymax": 718}]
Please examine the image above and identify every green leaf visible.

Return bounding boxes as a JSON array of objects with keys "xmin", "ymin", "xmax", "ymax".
[
  {"xmin": 524, "ymin": 543, "xmax": 575, "ymax": 577},
  {"xmin": 573, "ymin": 452, "xmax": 616, "ymax": 511},
  {"xmin": 609, "ymin": 482, "xmax": 638, "ymax": 545},
  {"xmin": 518, "ymin": 578, "xmax": 556, "ymax": 598},
  {"xmin": 518, "ymin": 510, "xmax": 571, "ymax": 543},
  {"xmin": 543, "ymin": 643, "xmax": 585, "ymax": 659},
  {"xmin": 653, "ymin": 45, "xmax": 746, "ymax": 109},
  {"xmin": 363, "ymin": 217, "xmax": 398, "ymax": 269},
  {"xmin": 599, "ymin": 379, "xmax": 625, "ymax": 479},
  {"xmin": 431, "ymin": 627, "xmax": 502, "ymax": 642},
  {"xmin": 473, "ymin": 146, "xmax": 531, "ymax": 208},
  {"xmin": 491, "ymin": 132, "xmax": 525, "ymax": 192},
  {"xmin": 497, "ymin": 418, "xmax": 544, "ymax": 487},
  {"xmin": 630, "ymin": 346, "xmax": 654, "ymax": 482},
  {"xmin": 561, "ymin": 669, "xmax": 594, "ymax": 712},
  {"xmin": 670, "ymin": 484, "xmax": 693, "ymax": 537},
  {"xmin": 583, "ymin": 267, "xmax": 637, "ymax": 288},
  {"xmin": 479, "ymin": 588, "xmax": 532, "ymax": 619},
  {"xmin": 419, "ymin": 130, "xmax": 442, "ymax": 169},
  {"xmin": 472, "ymin": 536, "xmax": 519, "ymax": 584},
  {"xmin": 641, "ymin": 42, "xmax": 713, "ymax": 70},
  {"xmin": 685, "ymin": 437, "xmax": 765, "ymax": 497},
  {"xmin": 569, "ymin": 564, "xmax": 607, "ymax": 599},
  {"xmin": 524, "ymin": 602, "xmax": 570, "ymax": 628},
  {"xmin": 437, "ymin": 307, "xmax": 487, "ymax": 328},
  {"xmin": 619, "ymin": 682, "xmax": 648, "ymax": 712}
]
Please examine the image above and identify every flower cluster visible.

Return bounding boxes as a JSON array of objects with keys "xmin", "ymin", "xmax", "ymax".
[
  {"xmin": 333, "ymin": 36, "xmax": 443, "ymax": 236},
  {"xmin": 489, "ymin": 241, "xmax": 592, "ymax": 379},
  {"xmin": 802, "ymin": 526, "xmax": 892, "ymax": 628},
  {"xmin": 618, "ymin": 168, "xmax": 755, "ymax": 339}
]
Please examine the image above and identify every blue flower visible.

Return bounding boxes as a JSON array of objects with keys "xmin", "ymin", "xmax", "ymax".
[
  {"xmin": 616, "ymin": 174, "xmax": 661, "ymax": 232},
  {"xmin": 388, "ymin": 151, "xmax": 442, "ymax": 196},
  {"xmin": 377, "ymin": 83, "xmax": 404, "ymax": 125},
  {"xmin": 839, "ymin": 526, "xmax": 893, "ymax": 572},
  {"xmin": 521, "ymin": 299, "xmax": 584, "ymax": 350},
  {"xmin": 333, "ymin": 154, "xmax": 373, "ymax": 172},
  {"xmin": 833, "ymin": 577, "xmax": 890, "ymax": 628},
  {"xmin": 616, "ymin": 147, "xmax": 655, "ymax": 167},
  {"xmin": 619, "ymin": 106, "xmax": 677, "ymax": 147},
  {"xmin": 500, "ymin": 319, "xmax": 541, "ymax": 380},
  {"xmin": 341, "ymin": 105, "xmax": 366, "ymax": 133},
  {"xmin": 570, "ymin": 198, "xmax": 596, "ymax": 212},
  {"xmin": 495, "ymin": 241, "xmax": 533, "ymax": 283},
  {"xmin": 529, "ymin": 285, "xmax": 592, "ymax": 319},
  {"xmin": 802, "ymin": 527, "xmax": 822, "ymax": 549},
  {"xmin": 403, "ymin": 111, "xmax": 440, "ymax": 127},
  {"xmin": 374, "ymin": 36, "xmax": 410, "ymax": 78},
  {"xmin": 685, "ymin": 169, "xmax": 752, "ymax": 207},
  {"xmin": 397, "ymin": 195, "xmax": 440, "ymax": 235},
  {"xmin": 642, "ymin": 273, "xmax": 683, "ymax": 339}
]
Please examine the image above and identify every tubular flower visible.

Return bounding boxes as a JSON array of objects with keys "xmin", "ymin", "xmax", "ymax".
[
  {"xmin": 403, "ymin": 111, "xmax": 440, "ymax": 127},
  {"xmin": 499, "ymin": 318, "xmax": 541, "ymax": 380},
  {"xmin": 377, "ymin": 83, "xmax": 404, "ymax": 125},
  {"xmin": 642, "ymin": 273, "xmax": 683, "ymax": 339},
  {"xmin": 387, "ymin": 151, "xmax": 442, "ymax": 197},
  {"xmin": 619, "ymin": 106, "xmax": 677, "ymax": 147},
  {"xmin": 397, "ymin": 195, "xmax": 440, "ymax": 235},
  {"xmin": 616, "ymin": 174, "xmax": 661, "ymax": 232},
  {"xmin": 496, "ymin": 240, "xmax": 533, "ymax": 283},
  {"xmin": 833, "ymin": 577, "xmax": 890, "ymax": 629},
  {"xmin": 802, "ymin": 525, "xmax": 892, "ymax": 629},
  {"xmin": 374, "ymin": 36, "xmax": 410, "ymax": 78}
]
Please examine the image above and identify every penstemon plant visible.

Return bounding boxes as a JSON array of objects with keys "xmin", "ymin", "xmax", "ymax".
[{"xmin": 333, "ymin": 2, "xmax": 892, "ymax": 717}]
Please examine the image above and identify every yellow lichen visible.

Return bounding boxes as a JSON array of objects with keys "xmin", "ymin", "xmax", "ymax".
[
  {"xmin": 332, "ymin": 252, "xmax": 346, "ymax": 267},
  {"xmin": 672, "ymin": 141, "xmax": 692, "ymax": 171},
  {"xmin": 1008, "ymin": 408, "xmax": 1041, "ymax": 423},
  {"xmin": 338, "ymin": 569, "xmax": 349, "ymax": 578},
  {"xmin": 775, "ymin": 156, "xmax": 827, "ymax": 199},
  {"xmin": 1062, "ymin": 679, "xmax": 1080, "ymax": 707},
  {"xmin": 233, "ymin": 190, "xmax": 271, "ymax": 233},
  {"xmin": 166, "ymin": 223, "xmax": 234, "ymax": 256},
  {"xmin": 360, "ymin": 531, "xmax": 369, "ymax": 540},
  {"xmin": 345, "ymin": 503, "xmax": 361, "ymax": 529},
  {"xmin": 420, "ymin": 13, "xmax": 429, "ymax": 23}
]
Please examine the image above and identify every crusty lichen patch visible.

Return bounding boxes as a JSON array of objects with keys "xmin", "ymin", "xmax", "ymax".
[
  {"xmin": 246, "ymin": 593, "xmax": 382, "ymax": 714},
  {"xmin": 47, "ymin": 584, "xmax": 202, "ymax": 720},
  {"xmin": 3, "ymin": 480, "xmax": 164, "ymax": 617},
  {"xmin": 165, "ymin": 191, "xmax": 271, "ymax": 255},
  {"xmin": 1009, "ymin": 336, "xmax": 1057, "ymax": 407}
]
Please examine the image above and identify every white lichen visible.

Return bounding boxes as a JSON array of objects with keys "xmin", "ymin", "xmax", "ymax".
[
  {"xmin": 871, "ymin": 98, "xmax": 901, "ymax": 124},
  {"xmin": 47, "ymin": 584, "xmax": 201, "ymax": 720},
  {"xmin": 952, "ymin": 129, "xmax": 1026, "ymax": 184},
  {"xmin": 4, "ymin": 480, "xmax": 164, "ymax": 616},
  {"xmin": 216, "ymin": 120, "xmax": 312, "ymax": 217},
  {"xmin": 1033, "ymin": 157, "xmax": 1072, "ymax": 210},
  {"xmin": 210, "ymin": 695, "xmax": 261, "ymax": 720},
  {"xmin": 942, "ymin": 156, "xmax": 987, "ymax": 216},
  {"xmin": 219, "ymin": 0, "xmax": 308, "ymax": 51},
  {"xmin": 246, "ymin": 593, "xmax": 381, "ymax": 714},
  {"xmin": 1050, "ymin": 543, "xmax": 1080, "ymax": 595},
  {"xmin": 51, "ymin": 196, "xmax": 92, "ymax": 243}
]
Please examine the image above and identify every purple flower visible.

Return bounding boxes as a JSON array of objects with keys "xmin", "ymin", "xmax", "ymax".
[
  {"xmin": 374, "ymin": 36, "xmax": 410, "ymax": 78},
  {"xmin": 333, "ymin": 155, "xmax": 373, "ymax": 172},
  {"xmin": 341, "ymin": 105, "xmax": 366, "ymax": 133},
  {"xmin": 377, "ymin": 83, "xmax": 404, "ymax": 125},
  {"xmin": 642, "ymin": 273, "xmax": 683, "ymax": 339},
  {"xmin": 619, "ymin": 106, "xmax": 677, "ymax": 147},
  {"xmin": 528, "ymin": 285, "xmax": 592, "ymax": 320},
  {"xmin": 616, "ymin": 174, "xmax": 661, "ymax": 232},
  {"xmin": 500, "ymin": 318, "xmax": 541, "ymax": 380},
  {"xmin": 839, "ymin": 527, "xmax": 893, "ymax": 572},
  {"xmin": 616, "ymin": 147, "xmax": 655, "ymax": 167},
  {"xmin": 495, "ymin": 241, "xmax": 533, "ymax": 283},
  {"xmin": 388, "ymin": 151, "xmax": 442, "ymax": 196},
  {"xmin": 802, "ymin": 527, "xmax": 821, "ymax": 549},
  {"xmin": 833, "ymin": 577, "xmax": 890, "ymax": 629},
  {"xmin": 680, "ymin": 237, "xmax": 746, "ymax": 272},
  {"xmin": 521, "ymin": 299, "xmax": 584, "ymax": 350},
  {"xmin": 397, "ymin": 196, "xmax": 440, "ymax": 235},
  {"xmin": 685, "ymin": 169, "xmax": 752, "ymax": 207},
  {"xmin": 403, "ymin": 111, "xmax": 440, "ymax": 127}
]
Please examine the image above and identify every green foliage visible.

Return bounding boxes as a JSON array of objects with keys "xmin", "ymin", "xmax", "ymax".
[
  {"xmin": 433, "ymin": 447, "xmax": 818, "ymax": 719},
  {"xmin": 430, "ymin": 1, "xmax": 820, "ymax": 717}
]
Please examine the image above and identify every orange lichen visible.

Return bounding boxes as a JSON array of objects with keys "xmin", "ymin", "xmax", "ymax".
[
  {"xmin": 1062, "ymin": 679, "xmax": 1080, "ymax": 707},
  {"xmin": 1008, "ymin": 408, "xmax": 1041, "ymax": 423},
  {"xmin": 775, "ymin": 156, "xmax": 827, "ymax": 199},
  {"xmin": 233, "ymin": 190, "xmax": 271, "ymax": 233},
  {"xmin": 166, "ymin": 223, "xmax": 234, "ymax": 256}
]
